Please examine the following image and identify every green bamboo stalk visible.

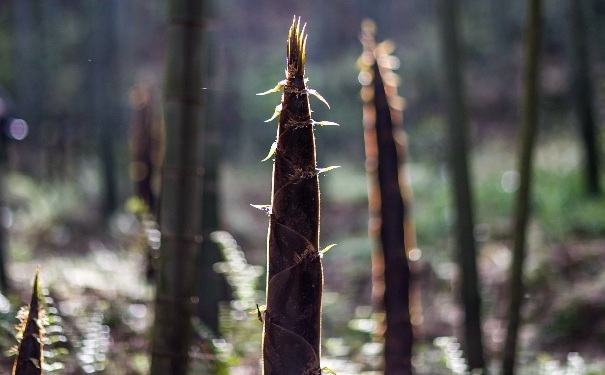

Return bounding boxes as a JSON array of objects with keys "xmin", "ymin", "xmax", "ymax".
[
  {"xmin": 13, "ymin": 269, "xmax": 44, "ymax": 375},
  {"xmin": 197, "ymin": 5, "xmax": 227, "ymax": 334},
  {"xmin": 90, "ymin": 0, "xmax": 119, "ymax": 221},
  {"xmin": 438, "ymin": 0, "xmax": 486, "ymax": 370},
  {"xmin": 259, "ymin": 18, "xmax": 335, "ymax": 375},
  {"xmin": 568, "ymin": 0, "xmax": 601, "ymax": 196},
  {"xmin": 502, "ymin": 0, "xmax": 542, "ymax": 374},
  {"xmin": 149, "ymin": 0, "xmax": 206, "ymax": 373},
  {"xmin": 0, "ymin": 156, "xmax": 9, "ymax": 291}
]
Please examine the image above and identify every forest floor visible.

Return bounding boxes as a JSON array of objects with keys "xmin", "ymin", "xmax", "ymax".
[{"xmin": 0, "ymin": 224, "xmax": 604, "ymax": 374}]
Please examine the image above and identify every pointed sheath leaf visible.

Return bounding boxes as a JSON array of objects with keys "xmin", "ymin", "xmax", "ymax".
[
  {"xmin": 264, "ymin": 104, "xmax": 282, "ymax": 123},
  {"xmin": 312, "ymin": 120, "xmax": 340, "ymax": 127},
  {"xmin": 306, "ymin": 89, "xmax": 330, "ymax": 108},
  {"xmin": 316, "ymin": 166, "xmax": 341, "ymax": 175},
  {"xmin": 250, "ymin": 204, "xmax": 272, "ymax": 215},
  {"xmin": 322, "ymin": 367, "xmax": 338, "ymax": 375},
  {"xmin": 320, "ymin": 244, "xmax": 337, "ymax": 256},
  {"xmin": 262, "ymin": 141, "xmax": 278, "ymax": 162},
  {"xmin": 257, "ymin": 80, "xmax": 286, "ymax": 96},
  {"xmin": 255, "ymin": 304, "xmax": 266, "ymax": 323}
]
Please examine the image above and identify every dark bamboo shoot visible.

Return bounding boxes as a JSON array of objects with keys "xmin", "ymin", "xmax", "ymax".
[
  {"xmin": 13, "ymin": 270, "xmax": 44, "ymax": 375},
  {"xmin": 260, "ymin": 18, "xmax": 332, "ymax": 375},
  {"xmin": 359, "ymin": 22, "xmax": 414, "ymax": 374}
]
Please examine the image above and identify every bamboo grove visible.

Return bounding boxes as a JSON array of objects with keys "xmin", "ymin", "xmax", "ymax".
[{"xmin": 2, "ymin": 3, "xmax": 601, "ymax": 374}]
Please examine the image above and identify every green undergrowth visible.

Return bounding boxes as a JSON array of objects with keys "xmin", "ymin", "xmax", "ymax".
[
  {"xmin": 3, "ymin": 171, "xmax": 104, "ymax": 262},
  {"xmin": 413, "ymin": 135, "xmax": 605, "ymax": 253}
]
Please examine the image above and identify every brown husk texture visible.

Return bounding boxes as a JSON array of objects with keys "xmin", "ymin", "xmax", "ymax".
[
  {"xmin": 13, "ymin": 271, "xmax": 44, "ymax": 375},
  {"xmin": 360, "ymin": 23, "xmax": 413, "ymax": 374},
  {"xmin": 262, "ymin": 19, "xmax": 323, "ymax": 375}
]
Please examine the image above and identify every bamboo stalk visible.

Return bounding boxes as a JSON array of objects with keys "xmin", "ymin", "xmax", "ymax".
[
  {"xmin": 502, "ymin": 0, "xmax": 542, "ymax": 374},
  {"xmin": 149, "ymin": 0, "xmax": 206, "ymax": 373},
  {"xmin": 438, "ymin": 0, "xmax": 486, "ymax": 369}
]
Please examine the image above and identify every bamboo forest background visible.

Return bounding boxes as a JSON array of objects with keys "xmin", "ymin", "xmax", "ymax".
[{"xmin": 0, "ymin": 0, "xmax": 605, "ymax": 374}]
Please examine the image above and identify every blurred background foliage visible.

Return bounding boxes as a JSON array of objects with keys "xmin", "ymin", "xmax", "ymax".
[{"xmin": 0, "ymin": 0, "xmax": 604, "ymax": 373}]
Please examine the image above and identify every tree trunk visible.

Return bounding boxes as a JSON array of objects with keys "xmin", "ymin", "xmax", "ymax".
[
  {"xmin": 0, "ymin": 159, "xmax": 9, "ymax": 292},
  {"xmin": 502, "ymin": 1, "xmax": 542, "ymax": 374},
  {"xmin": 196, "ymin": 8, "xmax": 228, "ymax": 335},
  {"xmin": 360, "ymin": 22, "xmax": 414, "ymax": 375},
  {"xmin": 90, "ymin": 0, "xmax": 120, "ymax": 221},
  {"xmin": 261, "ymin": 19, "xmax": 325, "ymax": 375},
  {"xmin": 12, "ymin": 0, "xmax": 42, "ymax": 176},
  {"xmin": 438, "ymin": 0, "xmax": 486, "ymax": 370},
  {"xmin": 149, "ymin": 0, "xmax": 206, "ymax": 373},
  {"xmin": 129, "ymin": 82, "xmax": 162, "ymax": 213},
  {"xmin": 568, "ymin": 0, "xmax": 601, "ymax": 196}
]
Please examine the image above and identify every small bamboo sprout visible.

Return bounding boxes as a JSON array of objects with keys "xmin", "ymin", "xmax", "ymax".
[
  {"xmin": 13, "ymin": 269, "xmax": 45, "ymax": 375},
  {"xmin": 257, "ymin": 17, "xmax": 336, "ymax": 375}
]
